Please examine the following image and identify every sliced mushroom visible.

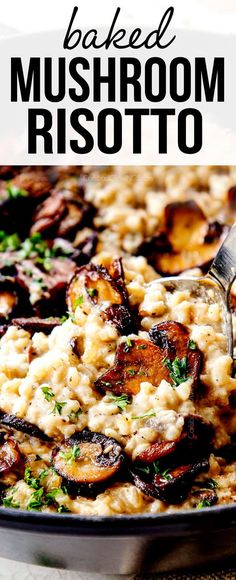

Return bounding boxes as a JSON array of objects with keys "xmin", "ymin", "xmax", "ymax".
[
  {"xmin": 52, "ymin": 430, "xmax": 124, "ymax": 496},
  {"xmin": 0, "ymin": 276, "xmax": 26, "ymax": 323},
  {"xmin": 191, "ymin": 488, "xmax": 218, "ymax": 508},
  {"xmin": 138, "ymin": 201, "xmax": 227, "ymax": 275},
  {"xmin": 95, "ymin": 338, "xmax": 170, "ymax": 396},
  {"xmin": 12, "ymin": 316, "xmax": 62, "ymax": 335},
  {"xmin": 11, "ymin": 170, "xmax": 51, "ymax": 199},
  {"xmin": 0, "ymin": 412, "xmax": 51, "ymax": 441},
  {"xmin": 149, "ymin": 321, "xmax": 202, "ymax": 393},
  {"xmin": 228, "ymin": 186, "xmax": 236, "ymax": 214},
  {"xmin": 137, "ymin": 415, "xmax": 213, "ymax": 464},
  {"xmin": 30, "ymin": 196, "xmax": 66, "ymax": 236},
  {"xmin": 67, "ymin": 259, "xmax": 134, "ymax": 334},
  {"xmin": 130, "ymin": 458, "xmax": 209, "ymax": 503},
  {"xmin": 95, "ymin": 322, "xmax": 202, "ymax": 397},
  {"xmin": 0, "ymin": 438, "xmax": 22, "ymax": 475},
  {"xmin": 16, "ymin": 256, "xmax": 76, "ymax": 318},
  {"xmin": 31, "ymin": 191, "xmax": 93, "ymax": 240}
]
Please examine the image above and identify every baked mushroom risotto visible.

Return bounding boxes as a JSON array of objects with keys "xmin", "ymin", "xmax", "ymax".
[{"xmin": 0, "ymin": 165, "xmax": 235, "ymax": 515}]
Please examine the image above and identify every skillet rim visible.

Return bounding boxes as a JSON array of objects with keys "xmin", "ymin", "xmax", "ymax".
[{"xmin": 0, "ymin": 502, "xmax": 236, "ymax": 536}]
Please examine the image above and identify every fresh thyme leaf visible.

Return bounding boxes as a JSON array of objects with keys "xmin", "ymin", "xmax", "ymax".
[
  {"xmin": 127, "ymin": 369, "xmax": 136, "ymax": 376},
  {"xmin": 39, "ymin": 469, "xmax": 49, "ymax": 480},
  {"xmin": 45, "ymin": 488, "xmax": 61, "ymax": 506},
  {"xmin": 24, "ymin": 467, "xmax": 41, "ymax": 490},
  {"xmin": 87, "ymin": 288, "xmax": 97, "ymax": 298},
  {"xmin": 135, "ymin": 465, "xmax": 151, "ymax": 475},
  {"xmin": 131, "ymin": 410, "xmax": 156, "ymax": 420},
  {"xmin": 59, "ymin": 445, "xmax": 81, "ymax": 464},
  {"xmin": 194, "ymin": 478, "xmax": 218, "ymax": 490},
  {"xmin": 58, "ymin": 504, "xmax": 71, "ymax": 513},
  {"xmin": 196, "ymin": 499, "xmax": 211, "ymax": 509},
  {"xmin": 74, "ymin": 295, "xmax": 84, "ymax": 308},
  {"xmin": 60, "ymin": 315, "xmax": 68, "ymax": 324},
  {"xmin": 27, "ymin": 487, "xmax": 44, "ymax": 511},
  {"xmin": 0, "ymin": 231, "xmax": 21, "ymax": 252},
  {"xmin": 137, "ymin": 344, "xmax": 147, "ymax": 350},
  {"xmin": 69, "ymin": 409, "xmax": 83, "ymax": 421},
  {"xmin": 3, "ymin": 495, "xmax": 20, "ymax": 509},
  {"xmin": 51, "ymin": 401, "xmax": 67, "ymax": 416},
  {"xmin": 108, "ymin": 393, "xmax": 131, "ymax": 411},
  {"xmin": 188, "ymin": 340, "xmax": 197, "ymax": 351},
  {"xmin": 41, "ymin": 386, "xmax": 55, "ymax": 402},
  {"xmin": 164, "ymin": 357, "xmax": 189, "ymax": 387},
  {"xmin": 6, "ymin": 184, "xmax": 28, "ymax": 199}
]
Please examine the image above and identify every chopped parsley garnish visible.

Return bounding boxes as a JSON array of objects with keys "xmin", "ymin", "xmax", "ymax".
[
  {"xmin": 124, "ymin": 338, "xmax": 132, "ymax": 352},
  {"xmin": 108, "ymin": 393, "xmax": 131, "ymax": 411},
  {"xmin": 51, "ymin": 401, "xmax": 67, "ymax": 416},
  {"xmin": 16, "ymin": 232, "xmax": 70, "ymax": 269},
  {"xmin": 153, "ymin": 461, "xmax": 171, "ymax": 480},
  {"xmin": 60, "ymin": 315, "xmax": 68, "ymax": 324},
  {"xmin": 194, "ymin": 478, "xmax": 218, "ymax": 490},
  {"xmin": 3, "ymin": 495, "xmax": 20, "ymax": 509},
  {"xmin": 131, "ymin": 410, "xmax": 156, "ymax": 420},
  {"xmin": 69, "ymin": 409, "xmax": 82, "ymax": 421},
  {"xmin": 0, "ymin": 231, "xmax": 21, "ymax": 252},
  {"xmin": 164, "ymin": 356, "xmax": 189, "ymax": 387},
  {"xmin": 58, "ymin": 504, "xmax": 71, "ymax": 513},
  {"xmin": 188, "ymin": 340, "xmax": 197, "ymax": 351},
  {"xmin": 24, "ymin": 467, "xmax": 41, "ymax": 490},
  {"xmin": 127, "ymin": 369, "xmax": 136, "ymax": 376},
  {"xmin": 41, "ymin": 386, "xmax": 55, "ymax": 402},
  {"xmin": 27, "ymin": 488, "xmax": 44, "ymax": 511},
  {"xmin": 87, "ymin": 288, "xmax": 97, "ymax": 298},
  {"xmin": 6, "ymin": 184, "xmax": 28, "ymax": 199},
  {"xmin": 45, "ymin": 489, "xmax": 61, "ymax": 506},
  {"xmin": 74, "ymin": 295, "xmax": 84, "ymax": 308},
  {"xmin": 136, "ymin": 465, "xmax": 151, "ymax": 475},
  {"xmin": 59, "ymin": 445, "xmax": 81, "ymax": 464},
  {"xmin": 137, "ymin": 344, "xmax": 147, "ymax": 350},
  {"xmin": 196, "ymin": 499, "xmax": 211, "ymax": 509},
  {"xmin": 135, "ymin": 461, "xmax": 171, "ymax": 480}
]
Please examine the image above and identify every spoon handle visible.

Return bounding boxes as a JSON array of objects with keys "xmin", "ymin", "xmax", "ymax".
[{"xmin": 208, "ymin": 223, "xmax": 236, "ymax": 294}]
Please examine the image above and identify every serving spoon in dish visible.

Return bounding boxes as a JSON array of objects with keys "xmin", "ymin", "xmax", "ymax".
[{"xmin": 149, "ymin": 223, "xmax": 236, "ymax": 368}]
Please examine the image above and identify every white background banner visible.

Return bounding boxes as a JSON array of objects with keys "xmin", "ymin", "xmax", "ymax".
[{"xmin": 0, "ymin": 0, "xmax": 235, "ymax": 165}]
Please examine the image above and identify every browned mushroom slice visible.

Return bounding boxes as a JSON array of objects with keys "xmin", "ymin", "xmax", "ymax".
[
  {"xmin": 95, "ymin": 338, "xmax": 170, "ymax": 396},
  {"xmin": 52, "ymin": 430, "xmax": 124, "ymax": 496},
  {"xmin": 149, "ymin": 321, "xmax": 202, "ymax": 392},
  {"xmin": 137, "ymin": 441, "xmax": 177, "ymax": 463},
  {"xmin": 228, "ymin": 186, "xmax": 236, "ymax": 214},
  {"xmin": 0, "ymin": 412, "xmax": 51, "ymax": 441},
  {"xmin": 30, "ymin": 196, "xmax": 66, "ymax": 236},
  {"xmin": 191, "ymin": 488, "xmax": 218, "ymax": 508},
  {"xmin": 130, "ymin": 458, "xmax": 209, "ymax": 503},
  {"xmin": 0, "ymin": 277, "xmax": 20, "ymax": 322},
  {"xmin": 96, "ymin": 322, "xmax": 202, "ymax": 397},
  {"xmin": 67, "ymin": 259, "xmax": 133, "ymax": 334},
  {"xmin": 140, "ymin": 201, "xmax": 227, "ymax": 275},
  {"xmin": 0, "ymin": 439, "xmax": 21, "ymax": 475},
  {"xmin": 165, "ymin": 201, "xmax": 208, "ymax": 253},
  {"xmin": 12, "ymin": 316, "xmax": 62, "ymax": 335},
  {"xmin": 57, "ymin": 199, "xmax": 91, "ymax": 239},
  {"xmin": 11, "ymin": 170, "xmax": 51, "ymax": 199},
  {"xmin": 137, "ymin": 415, "xmax": 213, "ymax": 464}
]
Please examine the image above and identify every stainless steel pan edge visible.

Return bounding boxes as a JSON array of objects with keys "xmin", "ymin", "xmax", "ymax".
[{"xmin": 0, "ymin": 503, "xmax": 236, "ymax": 573}]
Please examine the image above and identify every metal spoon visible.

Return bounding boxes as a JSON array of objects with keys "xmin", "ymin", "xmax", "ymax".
[{"xmin": 149, "ymin": 223, "xmax": 236, "ymax": 364}]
